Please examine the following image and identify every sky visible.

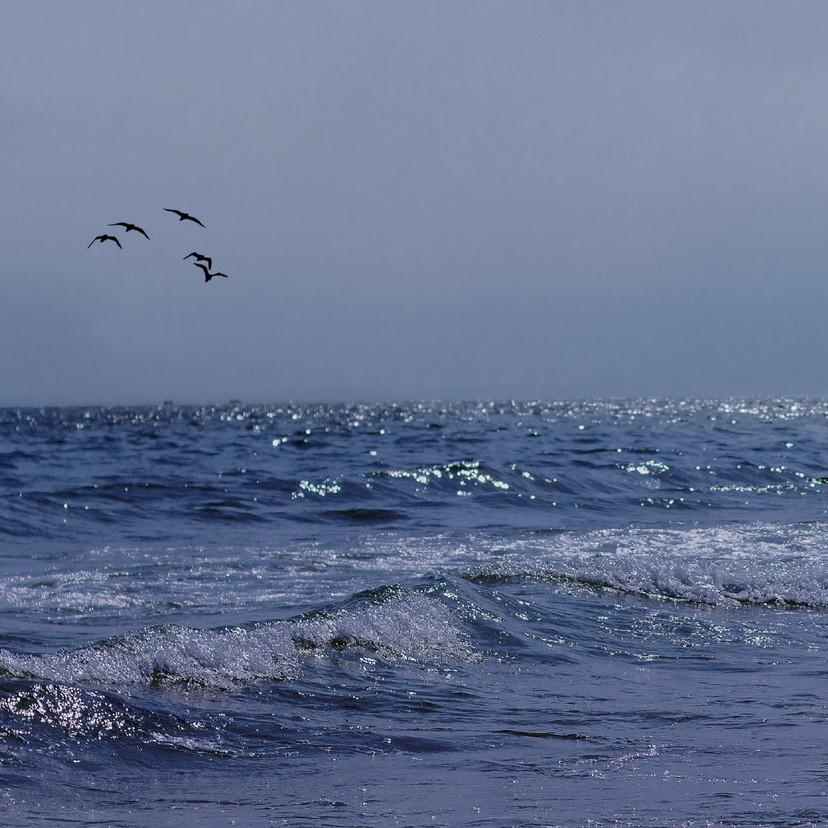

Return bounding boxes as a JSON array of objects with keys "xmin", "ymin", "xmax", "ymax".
[{"xmin": 3, "ymin": 1, "xmax": 828, "ymax": 405}]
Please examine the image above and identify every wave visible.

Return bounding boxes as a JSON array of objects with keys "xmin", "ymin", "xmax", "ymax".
[
  {"xmin": 0, "ymin": 589, "xmax": 475, "ymax": 691},
  {"xmin": 461, "ymin": 523, "xmax": 828, "ymax": 608},
  {"xmin": 7, "ymin": 397, "xmax": 828, "ymax": 544}
]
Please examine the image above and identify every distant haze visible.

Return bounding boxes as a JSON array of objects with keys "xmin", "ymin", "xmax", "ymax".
[{"xmin": 3, "ymin": 1, "xmax": 828, "ymax": 405}]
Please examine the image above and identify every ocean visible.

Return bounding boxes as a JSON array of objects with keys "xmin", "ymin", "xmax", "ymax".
[{"xmin": 3, "ymin": 398, "xmax": 828, "ymax": 826}]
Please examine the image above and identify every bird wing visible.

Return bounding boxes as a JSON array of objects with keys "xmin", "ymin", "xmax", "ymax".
[
  {"xmin": 108, "ymin": 222, "xmax": 128, "ymax": 228},
  {"xmin": 192, "ymin": 262, "xmax": 213, "ymax": 281},
  {"xmin": 164, "ymin": 208, "xmax": 184, "ymax": 217}
]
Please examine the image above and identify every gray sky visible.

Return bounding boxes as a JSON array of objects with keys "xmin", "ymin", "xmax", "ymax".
[{"xmin": 3, "ymin": 1, "xmax": 828, "ymax": 405}]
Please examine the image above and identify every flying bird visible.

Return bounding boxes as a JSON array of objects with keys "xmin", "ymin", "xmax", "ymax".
[
  {"xmin": 108, "ymin": 222, "xmax": 150, "ymax": 239},
  {"xmin": 193, "ymin": 262, "xmax": 229, "ymax": 282},
  {"xmin": 87, "ymin": 234, "xmax": 122, "ymax": 249},
  {"xmin": 164, "ymin": 208, "xmax": 205, "ymax": 227},
  {"xmin": 183, "ymin": 252, "xmax": 213, "ymax": 270}
]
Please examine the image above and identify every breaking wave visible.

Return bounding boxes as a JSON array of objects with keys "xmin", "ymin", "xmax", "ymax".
[{"xmin": 0, "ymin": 590, "xmax": 474, "ymax": 691}]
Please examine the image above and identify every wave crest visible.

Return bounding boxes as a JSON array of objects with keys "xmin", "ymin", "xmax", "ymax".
[
  {"xmin": 0, "ymin": 592, "xmax": 474, "ymax": 691},
  {"xmin": 465, "ymin": 524, "xmax": 828, "ymax": 608}
]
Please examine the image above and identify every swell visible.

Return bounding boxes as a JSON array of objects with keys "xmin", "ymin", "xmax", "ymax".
[
  {"xmin": 5, "ymin": 456, "xmax": 828, "ymax": 544},
  {"xmin": 5, "ymin": 398, "xmax": 828, "ymax": 544}
]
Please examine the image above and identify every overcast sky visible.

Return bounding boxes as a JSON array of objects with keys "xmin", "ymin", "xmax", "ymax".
[{"xmin": 3, "ymin": 1, "xmax": 828, "ymax": 405}]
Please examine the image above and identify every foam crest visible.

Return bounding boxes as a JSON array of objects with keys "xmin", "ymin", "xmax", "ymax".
[
  {"xmin": 0, "ymin": 592, "xmax": 473, "ymax": 690},
  {"xmin": 470, "ymin": 524, "xmax": 828, "ymax": 607}
]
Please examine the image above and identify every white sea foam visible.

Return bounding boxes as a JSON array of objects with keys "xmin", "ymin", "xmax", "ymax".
[
  {"xmin": 0, "ymin": 592, "xmax": 474, "ymax": 690},
  {"xmin": 471, "ymin": 523, "xmax": 828, "ymax": 607}
]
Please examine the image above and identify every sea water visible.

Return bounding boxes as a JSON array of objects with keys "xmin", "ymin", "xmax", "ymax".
[{"xmin": 2, "ymin": 399, "xmax": 828, "ymax": 826}]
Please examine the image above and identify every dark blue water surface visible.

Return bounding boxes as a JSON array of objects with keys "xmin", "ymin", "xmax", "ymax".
[{"xmin": 4, "ymin": 399, "xmax": 828, "ymax": 826}]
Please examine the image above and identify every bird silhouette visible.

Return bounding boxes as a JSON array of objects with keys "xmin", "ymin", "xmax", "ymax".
[
  {"xmin": 164, "ymin": 208, "xmax": 205, "ymax": 227},
  {"xmin": 108, "ymin": 222, "xmax": 150, "ymax": 239},
  {"xmin": 183, "ymin": 252, "xmax": 213, "ymax": 270},
  {"xmin": 193, "ymin": 262, "xmax": 229, "ymax": 282},
  {"xmin": 87, "ymin": 234, "xmax": 122, "ymax": 249}
]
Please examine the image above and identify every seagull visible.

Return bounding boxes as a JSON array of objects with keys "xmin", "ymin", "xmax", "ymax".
[
  {"xmin": 164, "ymin": 208, "xmax": 205, "ymax": 227},
  {"xmin": 87, "ymin": 234, "xmax": 122, "ymax": 249},
  {"xmin": 193, "ymin": 262, "xmax": 229, "ymax": 282},
  {"xmin": 108, "ymin": 222, "xmax": 150, "ymax": 239},
  {"xmin": 183, "ymin": 252, "xmax": 213, "ymax": 270}
]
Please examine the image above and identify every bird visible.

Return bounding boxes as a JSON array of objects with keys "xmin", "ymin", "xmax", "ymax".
[
  {"xmin": 193, "ymin": 262, "xmax": 229, "ymax": 282},
  {"xmin": 164, "ymin": 208, "xmax": 205, "ymax": 227},
  {"xmin": 108, "ymin": 222, "xmax": 150, "ymax": 239},
  {"xmin": 87, "ymin": 234, "xmax": 122, "ymax": 249},
  {"xmin": 183, "ymin": 252, "xmax": 213, "ymax": 270}
]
